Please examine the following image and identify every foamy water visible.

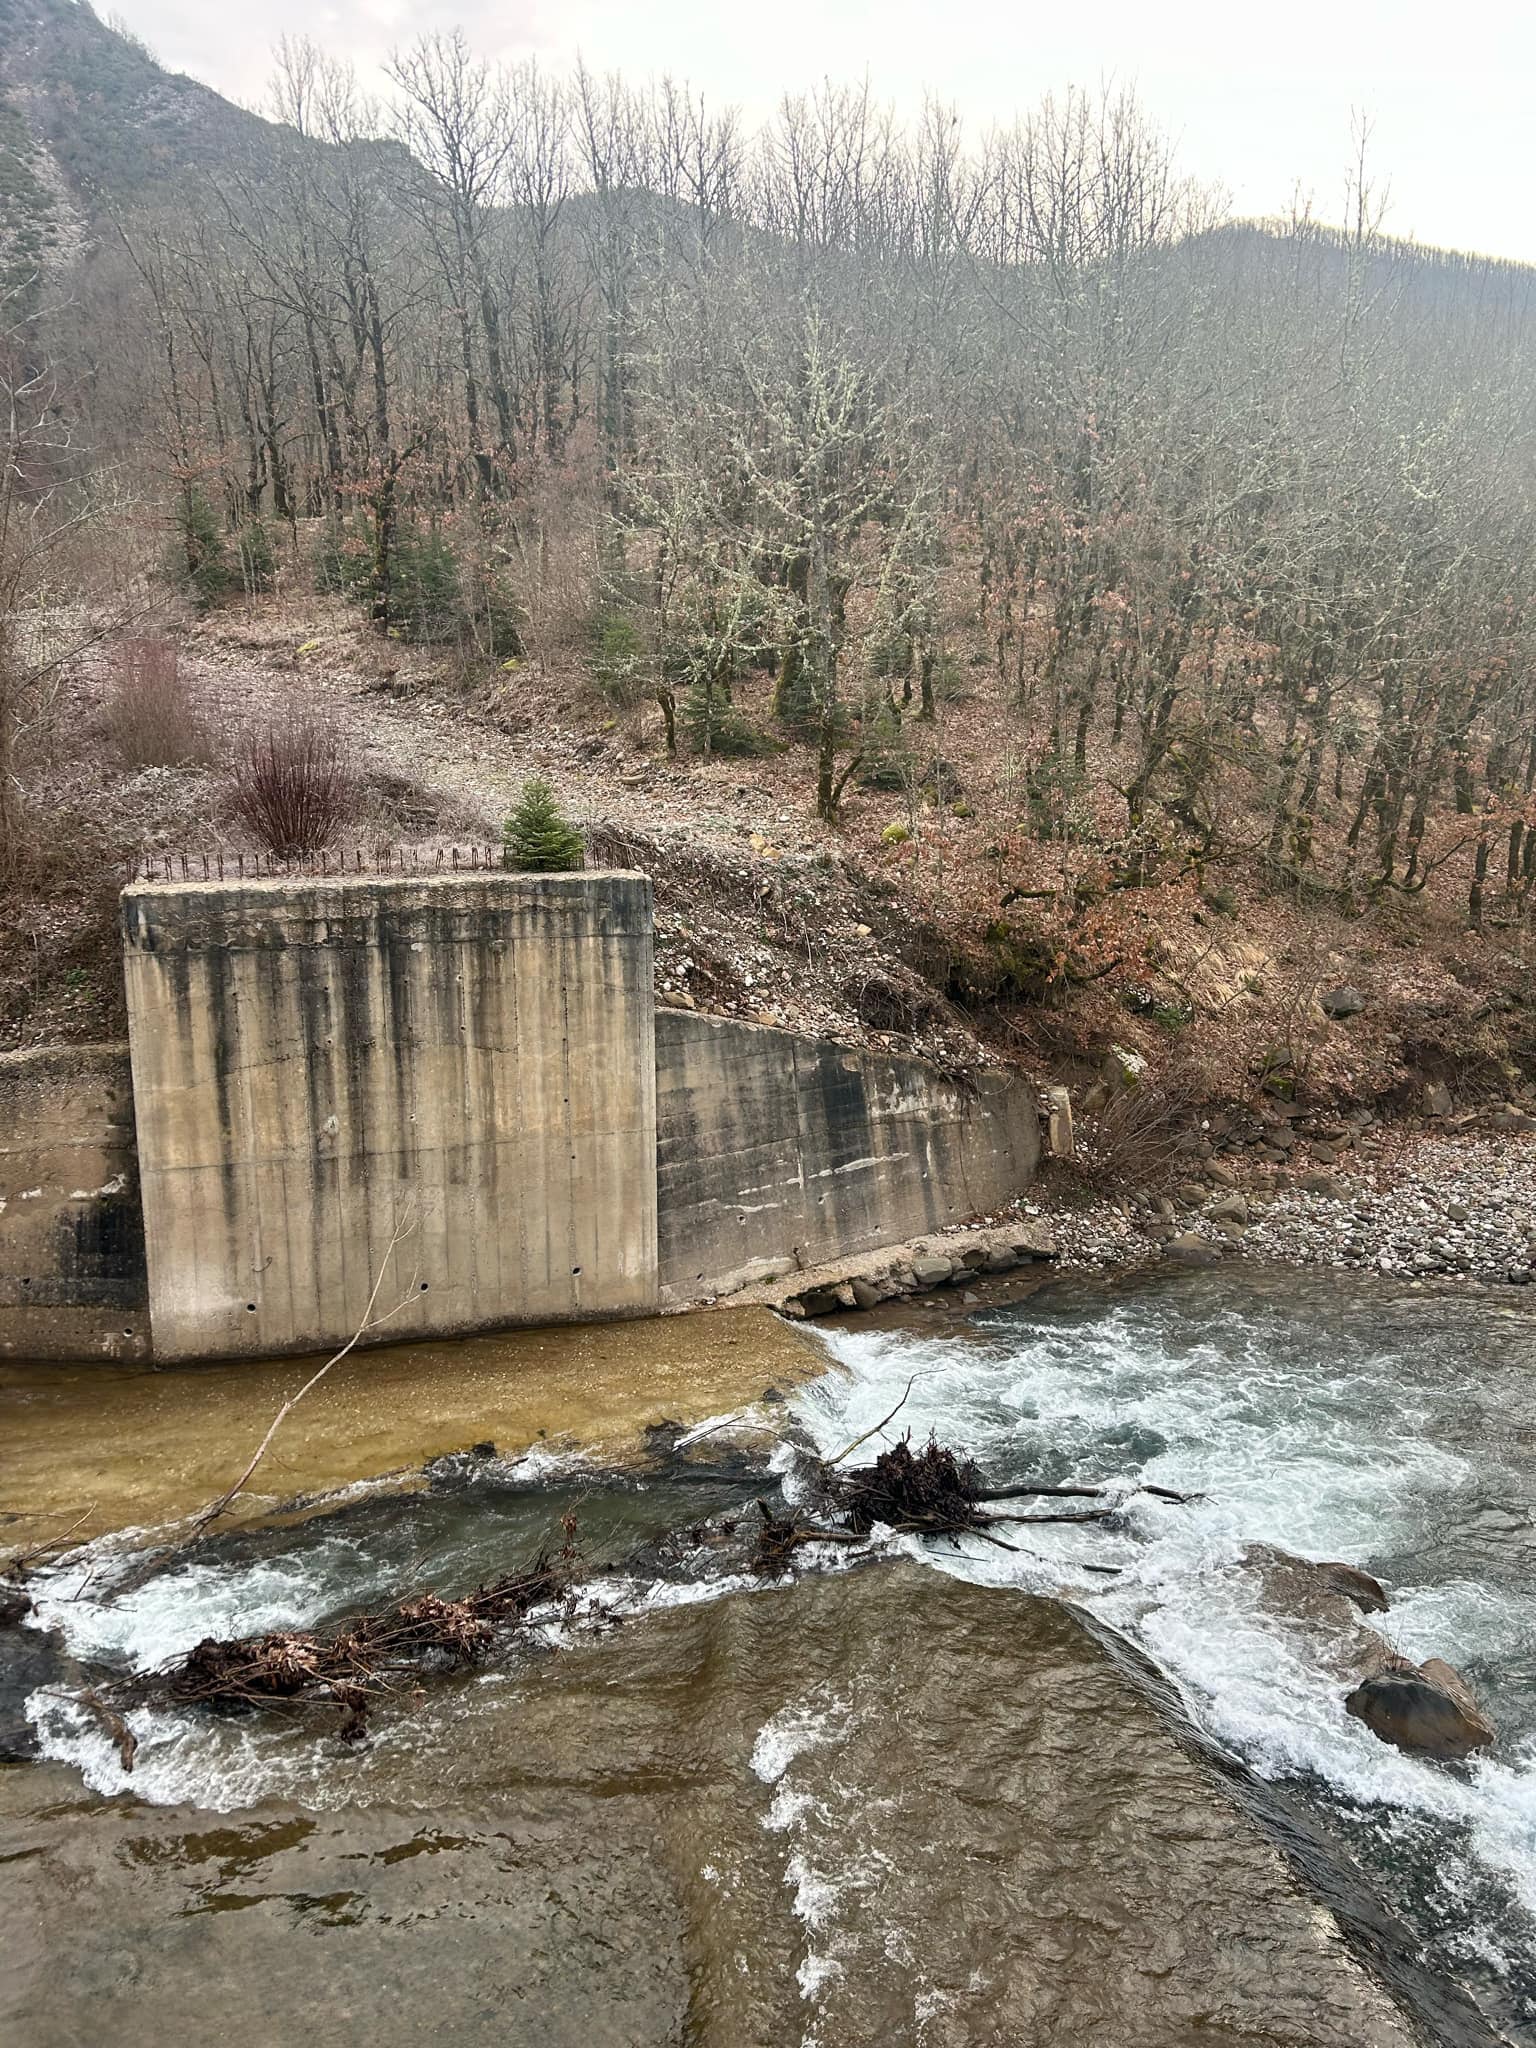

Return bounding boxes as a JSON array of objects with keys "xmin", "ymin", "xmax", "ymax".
[
  {"xmin": 19, "ymin": 1266, "xmax": 1536, "ymax": 2032},
  {"xmin": 793, "ymin": 1269, "xmax": 1536, "ymax": 2022}
]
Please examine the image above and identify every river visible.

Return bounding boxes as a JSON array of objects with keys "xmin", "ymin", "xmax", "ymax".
[{"xmin": 3, "ymin": 1266, "xmax": 1534, "ymax": 2044}]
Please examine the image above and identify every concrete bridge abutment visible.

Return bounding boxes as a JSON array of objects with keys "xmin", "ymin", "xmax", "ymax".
[{"xmin": 121, "ymin": 870, "xmax": 658, "ymax": 1361}]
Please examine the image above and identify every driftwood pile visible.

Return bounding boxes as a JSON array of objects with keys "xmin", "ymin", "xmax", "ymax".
[
  {"xmin": 123, "ymin": 1546, "xmax": 574, "ymax": 1751},
  {"xmin": 65, "ymin": 1416, "xmax": 1192, "ymax": 1766},
  {"xmin": 753, "ymin": 1430, "xmax": 1192, "ymax": 1573}
]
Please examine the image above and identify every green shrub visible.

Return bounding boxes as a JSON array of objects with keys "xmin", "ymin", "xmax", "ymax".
[
  {"xmin": 455, "ymin": 549, "xmax": 526, "ymax": 660},
  {"xmin": 235, "ymin": 519, "xmax": 276, "ymax": 595},
  {"xmin": 172, "ymin": 490, "xmax": 232, "ymax": 609},
  {"xmin": 866, "ymin": 629, "xmax": 914, "ymax": 684},
  {"xmin": 856, "ymin": 698, "xmax": 911, "ymax": 791},
  {"xmin": 502, "ymin": 778, "xmax": 585, "ymax": 873},
  {"xmin": 391, "ymin": 526, "xmax": 461, "ymax": 643},
  {"xmin": 931, "ymin": 650, "xmax": 968, "ymax": 702},
  {"xmin": 592, "ymin": 611, "xmax": 647, "ymax": 701},
  {"xmin": 316, "ymin": 518, "xmax": 519, "ymax": 649},
  {"xmin": 682, "ymin": 681, "xmax": 780, "ymax": 757},
  {"xmin": 314, "ymin": 517, "xmax": 376, "ymax": 602}
]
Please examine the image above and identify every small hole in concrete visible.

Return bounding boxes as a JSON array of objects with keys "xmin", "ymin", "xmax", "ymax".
[
  {"xmin": 420, "ymin": 1281, "xmax": 429, "ymax": 1291},
  {"xmin": 571, "ymin": 1265, "xmax": 582, "ymax": 1276},
  {"xmin": 246, "ymin": 1303, "xmax": 256, "ymax": 1311}
]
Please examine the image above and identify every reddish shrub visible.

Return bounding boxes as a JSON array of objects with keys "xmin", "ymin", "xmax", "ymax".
[
  {"xmin": 103, "ymin": 636, "xmax": 208, "ymax": 768},
  {"xmin": 230, "ymin": 714, "xmax": 356, "ymax": 858}
]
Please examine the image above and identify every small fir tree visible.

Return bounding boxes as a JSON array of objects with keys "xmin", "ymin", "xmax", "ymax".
[
  {"xmin": 236, "ymin": 518, "xmax": 276, "ymax": 595},
  {"xmin": 502, "ymin": 777, "xmax": 585, "ymax": 872},
  {"xmin": 173, "ymin": 489, "xmax": 231, "ymax": 609}
]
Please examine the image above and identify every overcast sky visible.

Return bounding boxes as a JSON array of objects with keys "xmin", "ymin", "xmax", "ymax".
[{"xmin": 113, "ymin": 0, "xmax": 1536, "ymax": 263}]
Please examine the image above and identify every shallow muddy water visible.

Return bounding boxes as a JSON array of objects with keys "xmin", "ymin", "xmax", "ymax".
[
  {"xmin": 0, "ymin": 1304, "xmax": 818, "ymax": 1545},
  {"xmin": 5, "ymin": 1268, "xmax": 1535, "ymax": 2044},
  {"xmin": 4, "ymin": 1567, "xmax": 1426, "ymax": 2048}
]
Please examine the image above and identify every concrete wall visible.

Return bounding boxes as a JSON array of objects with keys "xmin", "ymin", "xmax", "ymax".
[
  {"xmin": 655, "ymin": 1010, "xmax": 1041, "ymax": 1301},
  {"xmin": 122, "ymin": 871, "xmax": 657, "ymax": 1361},
  {"xmin": 3, "ymin": 881, "xmax": 1043, "ymax": 1359},
  {"xmin": 0, "ymin": 1043, "xmax": 148, "ymax": 1359}
]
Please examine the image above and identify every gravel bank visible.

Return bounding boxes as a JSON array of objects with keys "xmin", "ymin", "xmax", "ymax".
[{"xmin": 1074, "ymin": 1125, "xmax": 1536, "ymax": 1290}]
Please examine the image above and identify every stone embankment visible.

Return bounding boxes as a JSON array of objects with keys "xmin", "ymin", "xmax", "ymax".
[
  {"xmin": 754, "ymin": 1220, "xmax": 1061, "ymax": 1318},
  {"xmin": 1136, "ymin": 1108, "xmax": 1536, "ymax": 1286}
]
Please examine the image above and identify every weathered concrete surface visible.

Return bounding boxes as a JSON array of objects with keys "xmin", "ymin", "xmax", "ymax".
[
  {"xmin": 122, "ymin": 872, "xmax": 657, "ymax": 1361},
  {"xmin": 0, "ymin": 1044, "xmax": 147, "ymax": 1359},
  {"xmin": 655, "ymin": 1010, "xmax": 1040, "ymax": 1302}
]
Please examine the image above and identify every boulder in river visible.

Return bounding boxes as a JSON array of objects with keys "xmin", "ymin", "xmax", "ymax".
[
  {"xmin": 1243, "ymin": 1544, "xmax": 1390, "ymax": 1622},
  {"xmin": 1242, "ymin": 1546, "xmax": 1495, "ymax": 1761},
  {"xmin": 908, "ymin": 1254, "xmax": 956, "ymax": 1287},
  {"xmin": 1345, "ymin": 1661, "xmax": 1496, "ymax": 1762}
]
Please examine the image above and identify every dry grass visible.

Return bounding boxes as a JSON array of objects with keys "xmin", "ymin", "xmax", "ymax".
[{"xmin": 1074, "ymin": 1064, "xmax": 1212, "ymax": 1193}]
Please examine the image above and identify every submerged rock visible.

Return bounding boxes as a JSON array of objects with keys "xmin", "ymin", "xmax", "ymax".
[
  {"xmin": 1242, "ymin": 1545, "xmax": 1494, "ymax": 1762},
  {"xmin": 1243, "ymin": 1545, "xmax": 1391, "ymax": 1620},
  {"xmin": 0, "ymin": 1617, "xmax": 76, "ymax": 1762},
  {"xmin": 0, "ymin": 1566, "xmax": 1425, "ymax": 2048}
]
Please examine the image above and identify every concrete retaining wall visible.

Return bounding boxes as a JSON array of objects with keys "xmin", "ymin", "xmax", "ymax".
[
  {"xmin": 122, "ymin": 871, "xmax": 657, "ymax": 1361},
  {"xmin": 655, "ymin": 1010, "xmax": 1041, "ymax": 1301},
  {"xmin": 0, "ymin": 1043, "xmax": 147, "ymax": 1359},
  {"xmin": 1, "ymin": 882, "xmax": 1043, "ymax": 1360}
]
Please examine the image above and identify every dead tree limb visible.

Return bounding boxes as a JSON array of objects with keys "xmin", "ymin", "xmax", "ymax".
[
  {"xmin": 2, "ymin": 1505, "xmax": 95, "ymax": 1575},
  {"xmin": 825, "ymin": 1376, "xmax": 917, "ymax": 1468},
  {"xmin": 187, "ymin": 1210, "xmax": 421, "ymax": 1535},
  {"xmin": 973, "ymin": 1483, "xmax": 1104, "ymax": 1502},
  {"xmin": 40, "ymin": 1686, "xmax": 138, "ymax": 1773}
]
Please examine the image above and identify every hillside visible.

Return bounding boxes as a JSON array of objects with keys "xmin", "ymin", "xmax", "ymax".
[
  {"xmin": 3, "ymin": 26, "xmax": 1536, "ymax": 1156},
  {"xmin": 0, "ymin": 0, "xmax": 267, "ymax": 290}
]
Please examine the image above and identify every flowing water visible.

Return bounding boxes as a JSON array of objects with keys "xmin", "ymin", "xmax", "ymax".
[
  {"xmin": 4, "ymin": 1266, "xmax": 1535, "ymax": 2044},
  {"xmin": 796, "ymin": 1266, "xmax": 1536, "ymax": 2039}
]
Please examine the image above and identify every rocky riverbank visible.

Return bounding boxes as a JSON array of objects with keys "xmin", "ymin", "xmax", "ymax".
[
  {"xmin": 1125, "ymin": 1114, "xmax": 1536, "ymax": 1288},
  {"xmin": 759, "ymin": 1111, "xmax": 1536, "ymax": 1321}
]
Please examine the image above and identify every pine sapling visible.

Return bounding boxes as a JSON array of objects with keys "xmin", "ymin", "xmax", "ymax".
[{"xmin": 502, "ymin": 777, "xmax": 585, "ymax": 872}]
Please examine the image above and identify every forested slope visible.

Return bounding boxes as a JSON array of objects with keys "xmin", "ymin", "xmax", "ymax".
[{"xmin": 3, "ymin": 3, "xmax": 1536, "ymax": 1116}]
